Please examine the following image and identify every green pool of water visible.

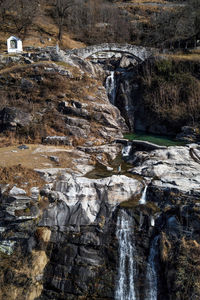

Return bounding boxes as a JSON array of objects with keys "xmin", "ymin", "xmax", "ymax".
[
  {"xmin": 86, "ymin": 154, "xmax": 141, "ymax": 180},
  {"xmin": 124, "ymin": 132, "xmax": 186, "ymax": 147}
]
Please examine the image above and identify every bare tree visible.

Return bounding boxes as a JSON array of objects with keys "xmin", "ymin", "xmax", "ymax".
[
  {"xmin": 15, "ymin": 0, "xmax": 38, "ymax": 38},
  {"xmin": 64, "ymin": 0, "xmax": 131, "ymax": 45},
  {"xmin": 53, "ymin": 0, "xmax": 74, "ymax": 42},
  {"xmin": 2, "ymin": 0, "xmax": 38, "ymax": 39},
  {"xmin": 0, "ymin": 0, "xmax": 13, "ymax": 24}
]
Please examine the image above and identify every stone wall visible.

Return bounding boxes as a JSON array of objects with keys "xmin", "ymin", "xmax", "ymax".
[{"xmin": 66, "ymin": 43, "xmax": 154, "ymax": 62}]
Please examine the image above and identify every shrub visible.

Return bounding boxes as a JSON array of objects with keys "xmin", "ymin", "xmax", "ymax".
[{"xmin": 138, "ymin": 58, "xmax": 200, "ymax": 128}]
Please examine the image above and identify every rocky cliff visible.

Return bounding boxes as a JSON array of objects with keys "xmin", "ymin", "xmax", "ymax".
[
  {"xmin": 104, "ymin": 56, "xmax": 200, "ymax": 138},
  {"xmin": 0, "ymin": 47, "xmax": 128, "ymax": 147},
  {"xmin": 1, "ymin": 141, "xmax": 200, "ymax": 299},
  {"xmin": 0, "ymin": 45, "xmax": 200, "ymax": 300}
]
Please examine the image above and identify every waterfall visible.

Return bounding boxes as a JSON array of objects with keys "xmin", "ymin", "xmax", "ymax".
[
  {"xmin": 122, "ymin": 144, "xmax": 132, "ymax": 157},
  {"xmin": 139, "ymin": 185, "xmax": 147, "ymax": 204},
  {"xmin": 105, "ymin": 71, "xmax": 116, "ymax": 105},
  {"xmin": 115, "ymin": 209, "xmax": 137, "ymax": 300},
  {"xmin": 145, "ymin": 236, "xmax": 159, "ymax": 300},
  {"xmin": 150, "ymin": 216, "xmax": 155, "ymax": 227}
]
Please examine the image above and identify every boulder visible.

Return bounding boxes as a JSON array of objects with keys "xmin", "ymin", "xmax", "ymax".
[
  {"xmin": 21, "ymin": 78, "xmax": 34, "ymax": 91},
  {"xmin": 9, "ymin": 186, "xmax": 26, "ymax": 196},
  {"xmin": 119, "ymin": 55, "xmax": 138, "ymax": 68},
  {"xmin": 65, "ymin": 116, "xmax": 90, "ymax": 128},
  {"xmin": 131, "ymin": 140, "xmax": 167, "ymax": 151},
  {"xmin": 77, "ymin": 143, "xmax": 122, "ymax": 160},
  {"xmin": 49, "ymin": 156, "xmax": 59, "ymax": 163},
  {"xmin": 18, "ymin": 145, "xmax": 29, "ymax": 150},
  {"xmin": 176, "ymin": 126, "xmax": 200, "ymax": 142},
  {"xmin": 65, "ymin": 124, "xmax": 89, "ymax": 138},
  {"xmin": 61, "ymin": 105, "xmax": 90, "ymax": 119},
  {"xmin": 43, "ymin": 136, "xmax": 72, "ymax": 146},
  {"xmin": 0, "ymin": 107, "xmax": 32, "ymax": 131}
]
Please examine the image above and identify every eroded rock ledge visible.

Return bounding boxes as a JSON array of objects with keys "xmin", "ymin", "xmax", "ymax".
[
  {"xmin": 40, "ymin": 174, "xmax": 143, "ymax": 226},
  {"xmin": 130, "ymin": 144, "xmax": 200, "ymax": 193}
]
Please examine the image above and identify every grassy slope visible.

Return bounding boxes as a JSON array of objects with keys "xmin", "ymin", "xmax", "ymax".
[
  {"xmin": 0, "ymin": 0, "xmax": 186, "ymax": 51},
  {"xmin": 0, "ymin": 3, "xmax": 85, "ymax": 52},
  {"xmin": 116, "ymin": 0, "xmax": 181, "ymax": 33},
  {"xmin": 0, "ymin": 61, "xmax": 106, "ymax": 144}
]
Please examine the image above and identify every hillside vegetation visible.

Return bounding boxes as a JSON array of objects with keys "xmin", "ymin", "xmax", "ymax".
[
  {"xmin": 0, "ymin": 0, "xmax": 199, "ymax": 50},
  {"xmin": 137, "ymin": 56, "xmax": 200, "ymax": 132}
]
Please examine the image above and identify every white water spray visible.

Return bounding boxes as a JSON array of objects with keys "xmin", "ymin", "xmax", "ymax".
[
  {"xmin": 145, "ymin": 236, "xmax": 159, "ymax": 300},
  {"xmin": 115, "ymin": 210, "xmax": 137, "ymax": 300},
  {"xmin": 139, "ymin": 185, "xmax": 148, "ymax": 204},
  {"xmin": 106, "ymin": 71, "xmax": 116, "ymax": 105},
  {"xmin": 150, "ymin": 216, "xmax": 155, "ymax": 227},
  {"xmin": 122, "ymin": 144, "xmax": 132, "ymax": 157}
]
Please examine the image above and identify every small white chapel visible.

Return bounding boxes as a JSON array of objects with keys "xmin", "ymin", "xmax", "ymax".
[{"xmin": 7, "ymin": 36, "xmax": 23, "ymax": 54}]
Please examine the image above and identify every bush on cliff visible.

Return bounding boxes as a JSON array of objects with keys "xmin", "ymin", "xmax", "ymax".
[{"xmin": 138, "ymin": 58, "xmax": 200, "ymax": 131}]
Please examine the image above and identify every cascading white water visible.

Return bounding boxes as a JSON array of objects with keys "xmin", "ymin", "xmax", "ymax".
[
  {"xmin": 105, "ymin": 71, "xmax": 116, "ymax": 105},
  {"xmin": 145, "ymin": 236, "xmax": 159, "ymax": 300},
  {"xmin": 122, "ymin": 144, "xmax": 132, "ymax": 157},
  {"xmin": 139, "ymin": 185, "xmax": 147, "ymax": 204},
  {"xmin": 115, "ymin": 210, "xmax": 137, "ymax": 300},
  {"xmin": 150, "ymin": 216, "xmax": 155, "ymax": 227}
]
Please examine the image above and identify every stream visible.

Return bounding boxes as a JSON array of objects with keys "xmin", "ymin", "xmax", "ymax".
[{"xmin": 115, "ymin": 209, "xmax": 137, "ymax": 300}]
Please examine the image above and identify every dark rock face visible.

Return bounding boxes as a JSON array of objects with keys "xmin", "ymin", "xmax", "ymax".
[
  {"xmin": 113, "ymin": 68, "xmax": 174, "ymax": 135},
  {"xmin": 104, "ymin": 58, "xmax": 200, "ymax": 137},
  {"xmin": 147, "ymin": 186, "xmax": 200, "ymax": 300},
  {"xmin": 124, "ymin": 144, "xmax": 200, "ymax": 299},
  {"xmin": 115, "ymin": 70, "xmax": 139, "ymax": 131},
  {"xmin": 41, "ymin": 221, "xmax": 117, "ymax": 299},
  {"xmin": 0, "ymin": 170, "xmax": 143, "ymax": 299},
  {"xmin": 176, "ymin": 126, "xmax": 200, "ymax": 142},
  {"xmin": 1, "ymin": 147, "xmax": 200, "ymax": 299},
  {"xmin": 0, "ymin": 107, "xmax": 32, "ymax": 131}
]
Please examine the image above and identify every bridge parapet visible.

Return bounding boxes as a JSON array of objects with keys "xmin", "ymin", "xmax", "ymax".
[{"xmin": 66, "ymin": 43, "xmax": 154, "ymax": 61}]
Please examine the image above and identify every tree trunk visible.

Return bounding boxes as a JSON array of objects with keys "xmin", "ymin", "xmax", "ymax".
[{"xmin": 58, "ymin": 17, "xmax": 64, "ymax": 42}]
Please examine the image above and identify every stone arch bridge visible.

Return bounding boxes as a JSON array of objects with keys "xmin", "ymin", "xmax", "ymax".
[{"xmin": 66, "ymin": 43, "xmax": 154, "ymax": 62}]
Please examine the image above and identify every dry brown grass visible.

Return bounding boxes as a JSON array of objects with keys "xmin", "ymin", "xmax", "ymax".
[
  {"xmin": 162, "ymin": 53, "xmax": 200, "ymax": 62},
  {"xmin": 174, "ymin": 237, "xmax": 200, "ymax": 298},
  {"xmin": 191, "ymin": 49, "xmax": 200, "ymax": 55},
  {"xmin": 0, "ymin": 144, "xmax": 96, "ymax": 177},
  {"xmin": 0, "ymin": 3, "xmax": 85, "ymax": 52},
  {"xmin": 0, "ymin": 248, "xmax": 48, "ymax": 300},
  {"xmin": 119, "ymin": 1, "xmax": 176, "ymax": 28},
  {"xmin": 35, "ymin": 227, "xmax": 51, "ymax": 243},
  {"xmin": 160, "ymin": 232, "xmax": 172, "ymax": 262},
  {"xmin": 0, "ymin": 144, "xmax": 72, "ymax": 168},
  {"xmin": 118, "ymin": 0, "xmax": 167, "ymax": 3},
  {"xmin": 0, "ymin": 143, "xmax": 96, "ymax": 193},
  {"xmin": 139, "ymin": 58, "xmax": 200, "ymax": 129},
  {"xmin": 0, "ymin": 61, "xmax": 105, "ymax": 145},
  {"xmin": 0, "ymin": 164, "xmax": 45, "ymax": 192}
]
